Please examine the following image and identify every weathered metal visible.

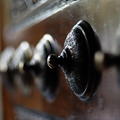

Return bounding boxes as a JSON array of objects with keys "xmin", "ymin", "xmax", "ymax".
[{"xmin": 47, "ymin": 20, "xmax": 101, "ymax": 101}]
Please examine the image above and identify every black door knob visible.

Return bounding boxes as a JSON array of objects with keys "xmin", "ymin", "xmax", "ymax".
[
  {"xmin": 23, "ymin": 34, "xmax": 60, "ymax": 102},
  {"xmin": 47, "ymin": 20, "xmax": 101, "ymax": 101},
  {"xmin": 47, "ymin": 20, "xmax": 120, "ymax": 101},
  {"xmin": 8, "ymin": 41, "xmax": 33, "ymax": 95},
  {"xmin": 0, "ymin": 47, "xmax": 15, "ymax": 73}
]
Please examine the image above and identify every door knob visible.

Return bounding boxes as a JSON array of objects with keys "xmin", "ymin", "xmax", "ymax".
[
  {"xmin": 9, "ymin": 41, "xmax": 33, "ymax": 72},
  {"xmin": 0, "ymin": 47, "xmax": 15, "ymax": 90},
  {"xmin": 23, "ymin": 34, "xmax": 60, "ymax": 101},
  {"xmin": 8, "ymin": 41, "xmax": 33, "ymax": 95},
  {"xmin": 47, "ymin": 20, "xmax": 120, "ymax": 101},
  {"xmin": 0, "ymin": 47, "xmax": 15, "ymax": 73}
]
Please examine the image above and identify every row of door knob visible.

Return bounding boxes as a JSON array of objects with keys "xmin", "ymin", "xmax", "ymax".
[
  {"xmin": 0, "ymin": 34, "xmax": 60, "ymax": 102},
  {"xmin": 0, "ymin": 20, "xmax": 120, "ymax": 102}
]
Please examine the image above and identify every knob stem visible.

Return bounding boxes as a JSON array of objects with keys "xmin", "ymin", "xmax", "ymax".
[{"xmin": 47, "ymin": 47, "xmax": 72, "ymax": 69}]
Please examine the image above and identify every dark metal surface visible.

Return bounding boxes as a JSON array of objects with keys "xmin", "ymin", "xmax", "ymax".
[{"xmin": 47, "ymin": 20, "xmax": 101, "ymax": 101}]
